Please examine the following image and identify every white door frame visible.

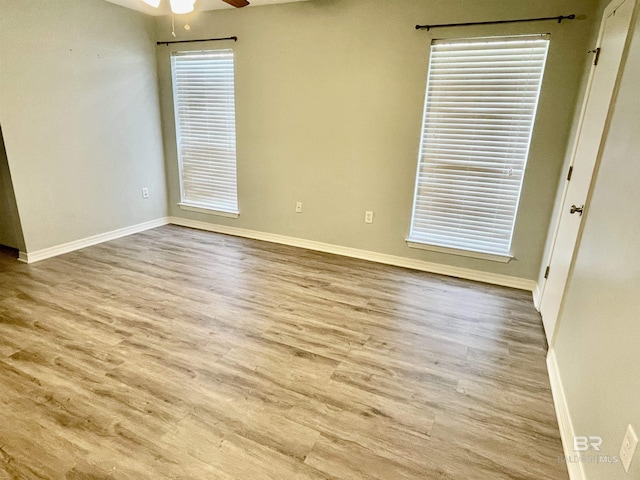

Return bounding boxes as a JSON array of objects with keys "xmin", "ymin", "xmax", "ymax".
[{"xmin": 538, "ymin": 0, "xmax": 637, "ymax": 345}]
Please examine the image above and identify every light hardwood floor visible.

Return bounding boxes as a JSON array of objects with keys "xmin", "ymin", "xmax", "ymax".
[{"xmin": 0, "ymin": 225, "xmax": 568, "ymax": 479}]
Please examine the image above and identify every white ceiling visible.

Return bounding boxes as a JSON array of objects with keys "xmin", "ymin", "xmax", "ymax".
[{"xmin": 104, "ymin": 0, "xmax": 309, "ymax": 16}]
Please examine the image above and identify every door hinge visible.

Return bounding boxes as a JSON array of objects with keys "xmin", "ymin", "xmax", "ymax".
[
  {"xmin": 567, "ymin": 165, "xmax": 574, "ymax": 181},
  {"xmin": 589, "ymin": 47, "xmax": 601, "ymax": 66},
  {"xmin": 544, "ymin": 266, "xmax": 550, "ymax": 279}
]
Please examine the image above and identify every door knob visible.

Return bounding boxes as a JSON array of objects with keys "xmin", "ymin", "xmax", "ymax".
[{"xmin": 570, "ymin": 204, "xmax": 585, "ymax": 216}]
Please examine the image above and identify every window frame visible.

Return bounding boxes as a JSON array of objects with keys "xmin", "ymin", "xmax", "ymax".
[
  {"xmin": 170, "ymin": 48, "xmax": 240, "ymax": 218},
  {"xmin": 407, "ymin": 35, "xmax": 550, "ymax": 262}
]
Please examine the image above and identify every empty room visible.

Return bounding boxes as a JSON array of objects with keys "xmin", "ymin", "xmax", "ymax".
[{"xmin": 0, "ymin": 0, "xmax": 638, "ymax": 478}]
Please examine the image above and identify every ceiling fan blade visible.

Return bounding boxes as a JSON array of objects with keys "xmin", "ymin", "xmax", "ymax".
[{"xmin": 221, "ymin": 0, "xmax": 250, "ymax": 7}]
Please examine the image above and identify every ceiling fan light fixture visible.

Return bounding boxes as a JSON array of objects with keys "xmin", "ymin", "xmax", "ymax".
[
  {"xmin": 141, "ymin": 0, "xmax": 162, "ymax": 7},
  {"xmin": 169, "ymin": 0, "xmax": 196, "ymax": 14}
]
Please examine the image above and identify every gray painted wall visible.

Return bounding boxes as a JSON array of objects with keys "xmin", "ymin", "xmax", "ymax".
[
  {"xmin": 156, "ymin": 0, "xmax": 599, "ymax": 281},
  {"xmin": 0, "ymin": 127, "xmax": 25, "ymax": 250},
  {"xmin": 0, "ymin": 0, "xmax": 167, "ymax": 253},
  {"xmin": 554, "ymin": 6, "xmax": 640, "ymax": 479}
]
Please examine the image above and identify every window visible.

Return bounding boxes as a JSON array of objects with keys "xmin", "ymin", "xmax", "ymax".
[
  {"xmin": 408, "ymin": 36, "xmax": 549, "ymax": 261},
  {"xmin": 171, "ymin": 49, "xmax": 239, "ymax": 217}
]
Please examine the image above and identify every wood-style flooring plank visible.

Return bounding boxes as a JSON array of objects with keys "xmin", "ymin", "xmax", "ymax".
[{"xmin": 0, "ymin": 227, "xmax": 567, "ymax": 479}]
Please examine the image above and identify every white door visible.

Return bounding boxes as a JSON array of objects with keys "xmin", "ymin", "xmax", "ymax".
[{"xmin": 539, "ymin": 0, "xmax": 636, "ymax": 344}]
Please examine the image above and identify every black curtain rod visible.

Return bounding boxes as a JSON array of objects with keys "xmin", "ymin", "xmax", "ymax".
[
  {"xmin": 157, "ymin": 36, "xmax": 237, "ymax": 46},
  {"xmin": 416, "ymin": 14, "xmax": 576, "ymax": 31}
]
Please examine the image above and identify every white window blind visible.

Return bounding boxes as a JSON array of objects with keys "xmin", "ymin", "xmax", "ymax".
[
  {"xmin": 409, "ymin": 36, "xmax": 549, "ymax": 259},
  {"xmin": 171, "ymin": 49, "xmax": 239, "ymax": 215}
]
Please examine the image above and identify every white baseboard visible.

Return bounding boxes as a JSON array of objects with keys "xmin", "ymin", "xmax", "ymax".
[
  {"xmin": 18, "ymin": 217, "xmax": 170, "ymax": 264},
  {"xmin": 16, "ymin": 214, "xmax": 536, "ymax": 293},
  {"xmin": 547, "ymin": 348, "xmax": 585, "ymax": 480},
  {"xmin": 533, "ymin": 282, "xmax": 542, "ymax": 311},
  {"xmin": 16, "ymin": 215, "xmax": 537, "ymax": 292},
  {"xmin": 168, "ymin": 217, "xmax": 536, "ymax": 292}
]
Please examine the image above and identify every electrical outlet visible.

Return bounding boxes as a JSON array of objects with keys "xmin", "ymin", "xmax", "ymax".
[
  {"xmin": 365, "ymin": 211, "xmax": 374, "ymax": 224},
  {"xmin": 142, "ymin": 187, "xmax": 149, "ymax": 199},
  {"xmin": 620, "ymin": 424, "xmax": 638, "ymax": 473},
  {"xmin": 295, "ymin": 201, "xmax": 303, "ymax": 213}
]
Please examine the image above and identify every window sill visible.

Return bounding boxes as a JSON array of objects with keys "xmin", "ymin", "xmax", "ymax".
[
  {"xmin": 406, "ymin": 240, "xmax": 512, "ymax": 263},
  {"xmin": 178, "ymin": 203, "xmax": 239, "ymax": 219}
]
